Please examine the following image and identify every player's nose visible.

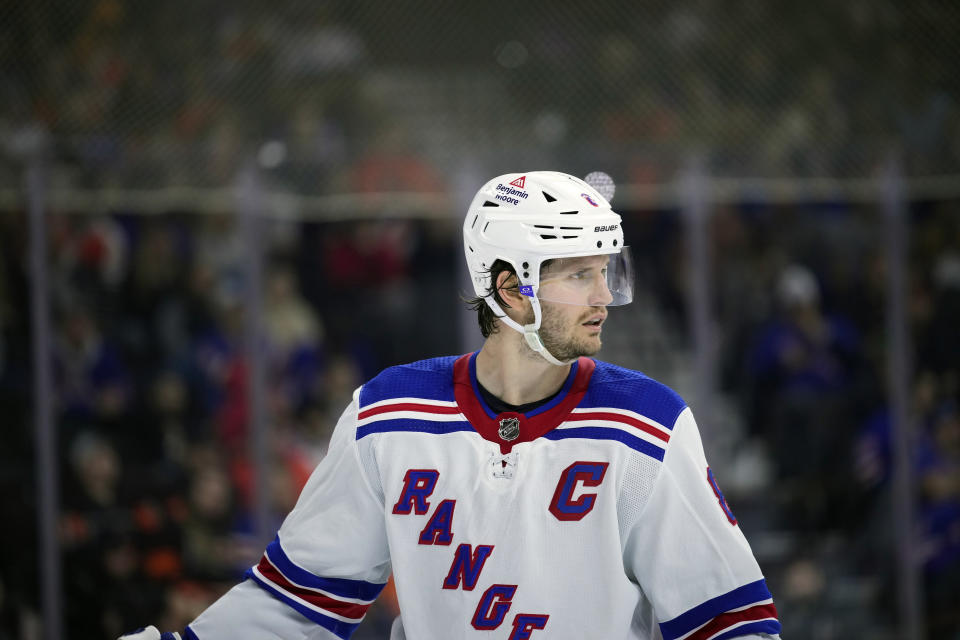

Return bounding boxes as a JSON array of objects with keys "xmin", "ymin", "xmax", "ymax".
[{"xmin": 587, "ymin": 275, "xmax": 614, "ymax": 306}]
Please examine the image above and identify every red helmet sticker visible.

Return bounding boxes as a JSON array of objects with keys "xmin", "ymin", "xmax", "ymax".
[{"xmin": 509, "ymin": 176, "xmax": 526, "ymax": 188}]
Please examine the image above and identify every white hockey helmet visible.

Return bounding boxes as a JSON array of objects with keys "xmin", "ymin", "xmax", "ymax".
[{"xmin": 463, "ymin": 171, "xmax": 634, "ymax": 364}]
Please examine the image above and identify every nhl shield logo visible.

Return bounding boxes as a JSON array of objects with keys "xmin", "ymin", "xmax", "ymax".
[{"xmin": 498, "ymin": 417, "xmax": 520, "ymax": 442}]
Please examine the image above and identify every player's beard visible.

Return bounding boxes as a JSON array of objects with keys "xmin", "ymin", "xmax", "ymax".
[{"xmin": 523, "ymin": 301, "xmax": 603, "ymax": 362}]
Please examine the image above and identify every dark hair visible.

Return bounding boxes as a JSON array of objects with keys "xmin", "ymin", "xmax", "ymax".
[{"xmin": 463, "ymin": 259, "xmax": 518, "ymax": 338}]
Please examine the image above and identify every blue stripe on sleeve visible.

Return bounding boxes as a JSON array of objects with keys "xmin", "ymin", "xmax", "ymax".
[
  {"xmin": 659, "ymin": 579, "xmax": 774, "ymax": 640},
  {"xmin": 356, "ymin": 418, "xmax": 474, "ymax": 441},
  {"xmin": 712, "ymin": 619, "xmax": 782, "ymax": 640},
  {"xmin": 543, "ymin": 427, "xmax": 666, "ymax": 461},
  {"xmin": 265, "ymin": 537, "xmax": 386, "ymax": 602},
  {"xmin": 182, "ymin": 626, "xmax": 200, "ymax": 640},
  {"xmin": 246, "ymin": 569, "xmax": 361, "ymax": 640}
]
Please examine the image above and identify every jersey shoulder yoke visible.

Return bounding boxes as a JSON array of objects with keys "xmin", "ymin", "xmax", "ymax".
[
  {"xmin": 359, "ymin": 355, "xmax": 459, "ymax": 408},
  {"xmin": 583, "ymin": 360, "xmax": 688, "ymax": 430}
]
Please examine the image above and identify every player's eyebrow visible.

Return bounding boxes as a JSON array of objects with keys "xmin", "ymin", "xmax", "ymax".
[{"xmin": 542, "ymin": 255, "xmax": 609, "ymax": 276}]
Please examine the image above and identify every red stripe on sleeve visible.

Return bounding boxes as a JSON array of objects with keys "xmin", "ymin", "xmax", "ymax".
[
  {"xmin": 256, "ymin": 556, "xmax": 371, "ymax": 620},
  {"xmin": 358, "ymin": 403, "xmax": 462, "ymax": 420},
  {"xmin": 685, "ymin": 603, "xmax": 779, "ymax": 640},
  {"xmin": 572, "ymin": 412, "xmax": 671, "ymax": 442}
]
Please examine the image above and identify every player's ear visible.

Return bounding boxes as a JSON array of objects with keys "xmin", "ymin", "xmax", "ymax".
[{"xmin": 495, "ymin": 269, "xmax": 524, "ymax": 310}]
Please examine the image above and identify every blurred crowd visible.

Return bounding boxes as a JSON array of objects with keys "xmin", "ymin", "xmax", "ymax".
[
  {"xmin": 0, "ymin": 205, "xmax": 458, "ymax": 638},
  {"xmin": 1, "ymin": 0, "xmax": 958, "ymax": 191},
  {"xmin": 638, "ymin": 198, "xmax": 960, "ymax": 637}
]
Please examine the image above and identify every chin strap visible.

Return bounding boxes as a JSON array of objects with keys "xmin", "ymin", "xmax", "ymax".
[{"xmin": 485, "ymin": 297, "xmax": 574, "ymax": 366}]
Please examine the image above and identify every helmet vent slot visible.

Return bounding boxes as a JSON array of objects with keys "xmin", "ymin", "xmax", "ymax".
[
  {"xmin": 471, "ymin": 214, "xmax": 479, "ymax": 228},
  {"xmin": 559, "ymin": 210, "xmax": 578, "ymax": 215},
  {"xmin": 559, "ymin": 226, "xmax": 582, "ymax": 230},
  {"xmin": 542, "ymin": 191, "xmax": 557, "ymax": 203},
  {"xmin": 533, "ymin": 225, "xmax": 554, "ymax": 229},
  {"xmin": 483, "ymin": 201, "xmax": 499, "ymax": 207},
  {"xmin": 539, "ymin": 235, "xmax": 557, "ymax": 240},
  {"xmin": 483, "ymin": 222, "xmax": 490, "ymax": 233},
  {"xmin": 562, "ymin": 235, "xmax": 578, "ymax": 239}
]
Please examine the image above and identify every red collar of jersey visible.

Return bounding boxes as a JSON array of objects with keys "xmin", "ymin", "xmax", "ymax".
[{"xmin": 453, "ymin": 352, "xmax": 596, "ymax": 454}]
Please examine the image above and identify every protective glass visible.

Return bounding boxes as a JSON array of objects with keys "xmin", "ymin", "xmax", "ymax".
[{"xmin": 528, "ymin": 247, "xmax": 634, "ymax": 306}]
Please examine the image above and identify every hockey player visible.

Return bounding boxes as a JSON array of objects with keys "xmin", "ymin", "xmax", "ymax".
[{"xmin": 123, "ymin": 171, "xmax": 780, "ymax": 639}]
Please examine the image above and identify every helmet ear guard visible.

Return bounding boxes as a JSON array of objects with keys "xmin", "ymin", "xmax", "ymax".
[{"xmin": 463, "ymin": 171, "xmax": 633, "ymax": 365}]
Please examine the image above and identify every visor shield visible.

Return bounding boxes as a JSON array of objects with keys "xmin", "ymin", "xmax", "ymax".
[{"xmin": 533, "ymin": 247, "xmax": 634, "ymax": 306}]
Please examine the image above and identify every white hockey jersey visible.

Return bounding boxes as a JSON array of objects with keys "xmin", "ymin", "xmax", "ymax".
[{"xmin": 188, "ymin": 354, "xmax": 781, "ymax": 640}]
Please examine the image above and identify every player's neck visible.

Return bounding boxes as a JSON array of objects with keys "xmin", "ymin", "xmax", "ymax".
[{"xmin": 476, "ymin": 331, "xmax": 571, "ymax": 407}]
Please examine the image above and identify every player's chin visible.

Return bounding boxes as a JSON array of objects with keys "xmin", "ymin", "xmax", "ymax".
[{"xmin": 576, "ymin": 335, "xmax": 603, "ymax": 356}]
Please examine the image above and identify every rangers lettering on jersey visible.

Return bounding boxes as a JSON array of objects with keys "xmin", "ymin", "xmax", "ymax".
[
  {"xmin": 392, "ymin": 469, "xmax": 439, "ymax": 515},
  {"xmin": 510, "ymin": 614, "xmax": 550, "ymax": 640},
  {"xmin": 392, "ymin": 469, "xmax": 550, "ymax": 629},
  {"xmin": 472, "ymin": 585, "xmax": 516, "ymax": 630},
  {"xmin": 443, "ymin": 544, "xmax": 494, "ymax": 590},
  {"xmin": 419, "ymin": 499, "xmax": 456, "ymax": 545}
]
